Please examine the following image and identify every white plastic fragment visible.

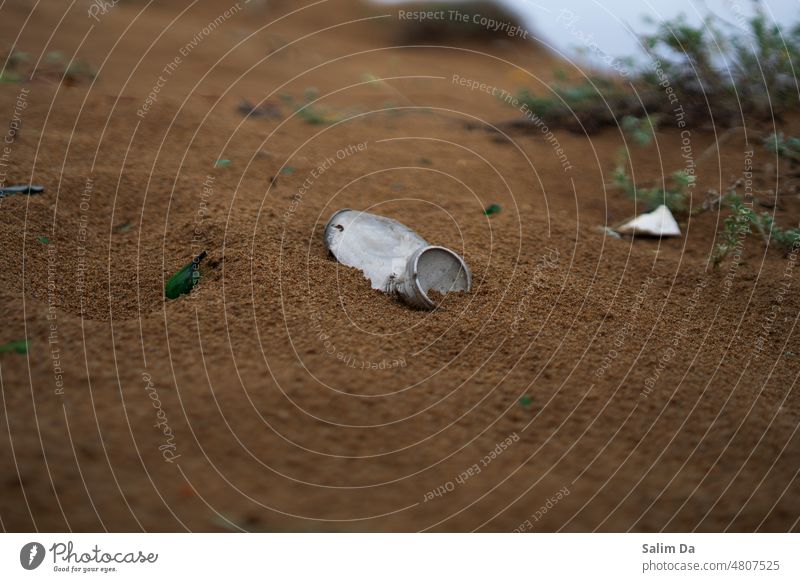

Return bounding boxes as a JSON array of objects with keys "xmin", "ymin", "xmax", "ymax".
[{"xmin": 616, "ymin": 204, "xmax": 681, "ymax": 238}]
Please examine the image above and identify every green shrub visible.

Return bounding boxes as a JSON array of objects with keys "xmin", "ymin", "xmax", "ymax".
[
  {"xmin": 765, "ymin": 132, "xmax": 800, "ymax": 167},
  {"xmin": 613, "ymin": 161, "xmax": 693, "ymax": 213},
  {"xmin": 513, "ymin": 2, "xmax": 800, "ymax": 131},
  {"xmin": 713, "ymin": 193, "xmax": 800, "ymax": 266}
]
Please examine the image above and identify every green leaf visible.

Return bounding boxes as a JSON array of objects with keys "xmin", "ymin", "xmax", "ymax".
[
  {"xmin": 484, "ymin": 203, "xmax": 502, "ymax": 216},
  {"xmin": 113, "ymin": 221, "xmax": 132, "ymax": 233},
  {"xmin": 280, "ymin": 166, "xmax": 295, "ymax": 175},
  {"xmin": 37, "ymin": 236, "xmax": 50, "ymax": 244},
  {"xmin": 45, "ymin": 51, "xmax": 64, "ymax": 65},
  {"xmin": 165, "ymin": 251, "xmax": 207, "ymax": 300},
  {"xmin": 0, "ymin": 339, "xmax": 30, "ymax": 354},
  {"xmin": 362, "ymin": 73, "xmax": 381, "ymax": 85},
  {"xmin": 297, "ymin": 106, "xmax": 328, "ymax": 124},
  {"xmin": 519, "ymin": 395, "xmax": 533, "ymax": 408},
  {"xmin": 621, "ymin": 115, "xmax": 658, "ymax": 146},
  {"xmin": 0, "ymin": 72, "xmax": 22, "ymax": 83}
]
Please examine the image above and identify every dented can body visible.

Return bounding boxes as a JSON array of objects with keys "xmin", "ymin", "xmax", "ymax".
[{"xmin": 323, "ymin": 209, "xmax": 471, "ymax": 309}]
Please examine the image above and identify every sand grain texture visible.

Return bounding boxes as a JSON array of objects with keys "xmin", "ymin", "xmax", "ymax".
[{"xmin": 0, "ymin": 0, "xmax": 798, "ymax": 532}]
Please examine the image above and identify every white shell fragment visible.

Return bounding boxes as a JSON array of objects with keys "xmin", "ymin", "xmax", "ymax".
[
  {"xmin": 616, "ymin": 204, "xmax": 681, "ymax": 238},
  {"xmin": 323, "ymin": 209, "xmax": 471, "ymax": 310}
]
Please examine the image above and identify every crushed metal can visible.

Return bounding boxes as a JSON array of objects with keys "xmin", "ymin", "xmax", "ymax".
[{"xmin": 323, "ymin": 209, "xmax": 472, "ymax": 309}]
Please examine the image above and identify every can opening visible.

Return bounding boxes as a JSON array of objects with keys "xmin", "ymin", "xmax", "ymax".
[{"xmin": 414, "ymin": 246, "xmax": 471, "ymax": 307}]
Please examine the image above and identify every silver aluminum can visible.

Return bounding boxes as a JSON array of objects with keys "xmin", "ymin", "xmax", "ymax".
[{"xmin": 323, "ymin": 209, "xmax": 471, "ymax": 309}]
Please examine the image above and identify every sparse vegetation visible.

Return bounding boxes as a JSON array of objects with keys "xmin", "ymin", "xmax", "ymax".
[
  {"xmin": 280, "ymin": 88, "xmax": 356, "ymax": 125},
  {"xmin": 513, "ymin": 2, "xmax": 800, "ymax": 131},
  {"xmin": 515, "ymin": 78, "xmax": 652, "ymax": 133},
  {"xmin": 611, "ymin": 114, "xmax": 691, "ymax": 213},
  {"xmin": 42, "ymin": 51, "xmax": 97, "ymax": 84},
  {"xmin": 612, "ymin": 122, "xmax": 799, "ymax": 263},
  {"xmin": 113, "ymin": 221, "xmax": 132, "ymax": 234},
  {"xmin": 766, "ymin": 132, "xmax": 800, "ymax": 168},
  {"xmin": 1, "ymin": 50, "xmax": 96, "ymax": 85},
  {"xmin": 612, "ymin": 160, "xmax": 693, "ymax": 214},
  {"xmin": 63, "ymin": 59, "xmax": 97, "ymax": 84},
  {"xmin": 621, "ymin": 114, "xmax": 660, "ymax": 146},
  {"xmin": 0, "ymin": 50, "xmax": 29, "ymax": 82},
  {"xmin": 713, "ymin": 193, "xmax": 800, "ymax": 266},
  {"xmin": 712, "ymin": 131, "xmax": 800, "ymax": 266}
]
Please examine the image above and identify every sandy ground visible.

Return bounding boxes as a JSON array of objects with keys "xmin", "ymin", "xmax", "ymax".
[{"xmin": 0, "ymin": 0, "xmax": 798, "ymax": 532}]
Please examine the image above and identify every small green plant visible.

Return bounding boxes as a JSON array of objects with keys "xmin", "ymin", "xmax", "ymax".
[
  {"xmin": 45, "ymin": 51, "xmax": 64, "ymax": 66},
  {"xmin": 0, "ymin": 50, "xmax": 29, "ymax": 83},
  {"xmin": 296, "ymin": 105, "xmax": 328, "ymax": 125},
  {"xmin": 362, "ymin": 73, "xmax": 381, "ymax": 85},
  {"xmin": 295, "ymin": 87, "xmax": 329, "ymax": 124},
  {"xmin": 113, "ymin": 221, "xmax": 132, "ymax": 233},
  {"xmin": 713, "ymin": 193, "xmax": 800, "ymax": 266},
  {"xmin": 64, "ymin": 59, "xmax": 97, "ymax": 84},
  {"xmin": 0, "ymin": 71, "xmax": 20, "ymax": 83},
  {"xmin": 42, "ymin": 51, "xmax": 96, "ymax": 84},
  {"xmin": 607, "ymin": 114, "xmax": 688, "ymax": 212},
  {"xmin": 621, "ymin": 115, "xmax": 660, "ymax": 146},
  {"xmin": 514, "ymin": 78, "xmax": 643, "ymax": 132},
  {"xmin": 280, "ymin": 88, "xmax": 352, "ymax": 125},
  {"xmin": 765, "ymin": 132, "xmax": 800, "ymax": 167},
  {"xmin": 3, "ymin": 50, "xmax": 96, "ymax": 85},
  {"xmin": 613, "ymin": 159, "xmax": 693, "ymax": 213},
  {"xmin": 712, "ymin": 194, "xmax": 754, "ymax": 266},
  {"xmin": 7, "ymin": 51, "xmax": 30, "ymax": 70}
]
